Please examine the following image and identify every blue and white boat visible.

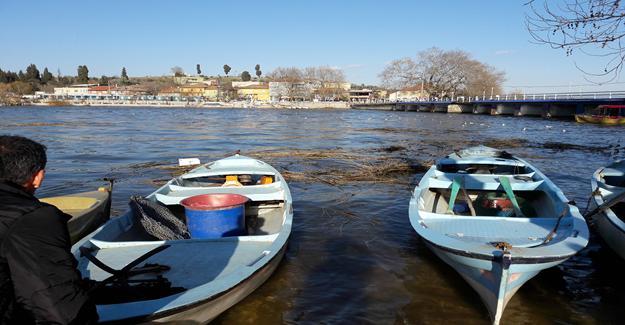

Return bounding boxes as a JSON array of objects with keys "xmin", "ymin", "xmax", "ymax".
[
  {"xmin": 590, "ymin": 160, "xmax": 625, "ymax": 259},
  {"xmin": 72, "ymin": 155, "xmax": 293, "ymax": 323},
  {"xmin": 409, "ymin": 146, "xmax": 588, "ymax": 324}
]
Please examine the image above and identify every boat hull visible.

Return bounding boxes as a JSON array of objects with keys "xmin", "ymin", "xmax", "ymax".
[
  {"xmin": 590, "ymin": 161, "xmax": 625, "ymax": 259},
  {"xmin": 409, "ymin": 146, "xmax": 588, "ymax": 324},
  {"xmin": 425, "ymin": 241, "xmax": 565, "ymax": 324},
  {"xmin": 591, "ymin": 203, "xmax": 625, "ymax": 260},
  {"xmin": 121, "ymin": 243, "xmax": 288, "ymax": 324},
  {"xmin": 41, "ymin": 188, "xmax": 112, "ymax": 243},
  {"xmin": 575, "ymin": 115, "xmax": 625, "ymax": 125}
]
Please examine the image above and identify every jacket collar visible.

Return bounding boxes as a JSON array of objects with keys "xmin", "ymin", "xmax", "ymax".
[{"xmin": 0, "ymin": 181, "xmax": 35, "ymax": 200}]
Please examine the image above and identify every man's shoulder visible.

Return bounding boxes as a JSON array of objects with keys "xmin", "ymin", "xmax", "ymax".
[
  {"xmin": 18, "ymin": 204, "xmax": 70, "ymax": 228},
  {"xmin": 0, "ymin": 193, "xmax": 42, "ymax": 218}
]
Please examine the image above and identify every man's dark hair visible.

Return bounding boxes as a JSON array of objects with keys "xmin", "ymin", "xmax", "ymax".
[{"xmin": 0, "ymin": 135, "xmax": 47, "ymax": 185}]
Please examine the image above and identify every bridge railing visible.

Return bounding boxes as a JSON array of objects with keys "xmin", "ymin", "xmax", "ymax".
[{"xmin": 392, "ymin": 90, "xmax": 625, "ymax": 103}]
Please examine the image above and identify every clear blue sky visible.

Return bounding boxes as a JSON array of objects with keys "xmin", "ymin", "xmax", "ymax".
[{"xmin": 0, "ymin": 0, "xmax": 621, "ymax": 92}]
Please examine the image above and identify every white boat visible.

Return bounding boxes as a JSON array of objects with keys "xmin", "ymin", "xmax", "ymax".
[
  {"xmin": 589, "ymin": 160, "xmax": 625, "ymax": 259},
  {"xmin": 409, "ymin": 146, "xmax": 588, "ymax": 324},
  {"xmin": 40, "ymin": 185, "xmax": 112, "ymax": 244},
  {"xmin": 72, "ymin": 155, "xmax": 293, "ymax": 323}
]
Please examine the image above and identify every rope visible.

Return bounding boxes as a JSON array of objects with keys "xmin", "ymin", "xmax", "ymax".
[
  {"xmin": 583, "ymin": 188, "xmax": 602, "ymax": 215},
  {"xmin": 539, "ymin": 206, "xmax": 569, "ymax": 246}
]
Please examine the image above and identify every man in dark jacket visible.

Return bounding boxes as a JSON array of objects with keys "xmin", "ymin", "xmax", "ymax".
[{"xmin": 0, "ymin": 135, "xmax": 98, "ymax": 324}]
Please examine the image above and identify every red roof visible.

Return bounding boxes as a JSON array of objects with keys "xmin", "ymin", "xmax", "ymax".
[{"xmin": 88, "ymin": 86, "xmax": 111, "ymax": 91}]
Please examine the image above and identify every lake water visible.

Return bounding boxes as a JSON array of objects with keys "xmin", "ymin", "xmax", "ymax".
[{"xmin": 2, "ymin": 106, "xmax": 625, "ymax": 324}]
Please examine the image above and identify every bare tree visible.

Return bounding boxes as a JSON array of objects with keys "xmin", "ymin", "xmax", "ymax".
[
  {"xmin": 378, "ymin": 58, "xmax": 419, "ymax": 89},
  {"xmin": 268, "ymin": 67, "xmax": 304, "ymax": 100},
  {"xmin": 464, "ymin": 62, "xmax": 506, "ymax": 97},
  {"xmin": 379, "ymin": 47, "xmax": 505, "ymax": 97},
  {"xmin": 526, "ymin": 0, "xmax": 625, "ymax": 80},
  {"xmin": 268, "ymin": 67, "xmax": 304, "ymax": 82},
  {"xmin": 269, "ymin": 66, "xmax": 349, "ymax": 100}
]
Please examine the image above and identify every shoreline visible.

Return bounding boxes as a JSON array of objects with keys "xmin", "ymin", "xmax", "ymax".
[{"xmin": 5, "ymin": 100, "xmax": 353, "ymax": 110}]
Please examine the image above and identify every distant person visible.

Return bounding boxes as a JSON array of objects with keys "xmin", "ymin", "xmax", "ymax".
[{"xmin": 0, "ymin": 135, "xmax": 97, "ymax": 324}]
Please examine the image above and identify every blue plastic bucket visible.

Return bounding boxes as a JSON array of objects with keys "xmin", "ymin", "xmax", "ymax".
[{"xmin": 180, "ymin": 194, "xmax": 249, "ymax": 238}]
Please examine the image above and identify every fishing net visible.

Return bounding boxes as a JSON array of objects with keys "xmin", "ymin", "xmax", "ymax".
[{"xmin": 129, "ymin": 196, "xmax": 191, "ymax": 240}]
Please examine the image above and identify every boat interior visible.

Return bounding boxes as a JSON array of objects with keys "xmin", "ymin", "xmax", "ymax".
[
  {"xmin": 601, "ymin": 165, "xmax": 625, "ymax": 222},
  {"xmin": 89, "ymin": 173, "xmax": 286, "ymax": 243},
  {"xmin": 603, "ymin": 174, "xmax": 625, "ymax": 188},
  {"xmin": 423, "ymin": 156, "xmax": 556, "ymax": 217},
  {"xmin": 420, "ymin": 187, "xmax": 555, "ymax": 218},
  {"xmin": 415, "ymin": 158, "xmax": 574, "ymax": 247},
  {"xmin": 103, "ymin": 200, "xmax": 287, "ymax": 243},
  {"xmin": 77, "ymin": 172, "xmax": 289, "ymax": 306}
]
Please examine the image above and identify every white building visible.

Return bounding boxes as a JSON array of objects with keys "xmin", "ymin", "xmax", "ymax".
[
  {"xmin": 389, "ymin": 85, "xmax": 429, "ymax": 101},
  {"xmin": 231, "ymin": 81, "xmax": 262, "ymax": 88},
  {"xmin": 53, "ymin": 84, "xmax": 97, "ymax": 97}
]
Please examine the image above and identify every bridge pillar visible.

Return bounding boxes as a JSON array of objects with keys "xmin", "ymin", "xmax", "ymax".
[
  {"xmin": 418, "ymin": 104, "xmax": 433, "ymax": 112},
  {"xmin": 447, "ymin": 104, "xmax": 473, "ymax": 113},
  {"xmin": 548, "ymin": 104, "xmax": 576, "ymax": 118},
  {"xmin": 433, "ymin": 104, "xmax": 448, "ymax": 113},
  {"xmin": 519, "ymin": 104, "xmax": 547, "ymax": 117},
  {"xmin": 494, "ymin": 104, "xmax": 517, "ymax": 115},
  {"xmin": 473, "ymin": 104, "xmax": 492, "ymax": 114},
  {"xmin": 404, "ymin": 104, "xmax": 417, "ymax": 111}
]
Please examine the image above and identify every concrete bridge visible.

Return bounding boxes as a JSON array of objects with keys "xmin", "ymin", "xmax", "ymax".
[{"xmin": 352, "ymin": 91, "xmax": 625, "ymax": 118}]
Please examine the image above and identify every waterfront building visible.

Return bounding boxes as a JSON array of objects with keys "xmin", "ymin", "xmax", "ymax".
[
  {"xmin": 348, "ymin": 89, "xmax": 388, "ymax": 102},
  {"xmin": 88, "ymin": 86, "xmax": 114, "ymax": 95},
  {"xmin": 203, "ymin": 86, "xmax": 219, "ymax": 101},
  {"xmin": 237, "ymin": 84, "xmax": 270, "ymax": 101},
  {"xmin": 231, "ymin": 81, "xmax": 262, "ymax": 88},
  {"xmin": 53, "ymin": 84, "xmax": 97, "ymax": 97},
  {"xmin": 389, "ymin": 85, "xmax": 429, "ymax": 101},
  {"xmin": 157, "ymin": 86, "xmax": 182, "ymax": 98},
  {"xmin": 179, "ymin": 83, "xmax": 212, "ymax": 97},
  {"xmin": 349, "ymin": 89, "xmax": 374, "ymax": 102},
  {"xmin": 116, "ymin": 85, "xmax": 150, "ymax": 96}
]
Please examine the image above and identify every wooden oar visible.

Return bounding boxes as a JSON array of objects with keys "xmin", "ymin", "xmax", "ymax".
[{"xmin": 584, "ymin": 189, "xmax": 625, "ymax": 219}]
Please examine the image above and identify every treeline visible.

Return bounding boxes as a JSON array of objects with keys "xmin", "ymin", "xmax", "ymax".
[
  {"xmin": 0, "ymin": 64, "xmax": 131, "ymax": 94},
  {"xmin": 0, "ymin": 64, "xmax": 54, "ymax": 85}
]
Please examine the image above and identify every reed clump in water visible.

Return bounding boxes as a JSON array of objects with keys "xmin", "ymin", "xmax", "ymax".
[{"xmin": 250, "ymin": 147, "xmax": 429, "ymax": 186}]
